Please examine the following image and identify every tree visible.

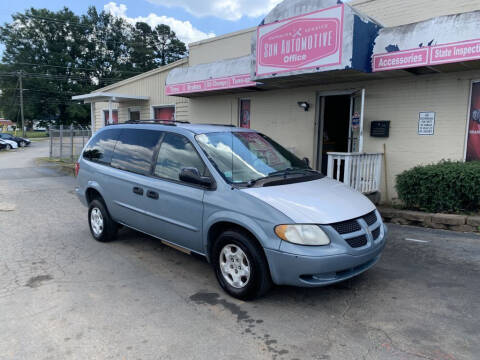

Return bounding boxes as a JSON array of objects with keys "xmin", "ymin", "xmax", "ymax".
[
  {"xmin": 129, "ymin": 22, "xmax": 157, "ymax": 71},
  {"xmin": 0, "ymin": 8, "xmax": 95, "ymax": 126},
  {"xmin": 0, "ymin": 7, "xmax": 188, "ymax": 127},
  {"xmin": 153, "ymin": 25, "xmax": 187, "ymax": 66}
]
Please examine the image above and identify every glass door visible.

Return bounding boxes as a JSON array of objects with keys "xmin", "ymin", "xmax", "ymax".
[{"xmin": 349, "ymin": 89, "xmax": 365, "ymax": 153}]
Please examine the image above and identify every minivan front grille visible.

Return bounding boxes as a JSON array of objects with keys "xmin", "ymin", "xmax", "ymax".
[
  {"xmin": 330, "ymin": 220, "xmax": 361, "ymax": 235},
  {"xmin": 345, "ymin": 235, "xmax": 368, "ymax": 248},
  {"xmin": 363, "ymin": 211, "xmax": 378, "ymax": 226},
  {"xmin": 372, "ymin": 227, "xmax": 381, "ymax": 240},
  {"xmin": 329, "ymin": 210, "xmax": 382, "ymax": 249}
]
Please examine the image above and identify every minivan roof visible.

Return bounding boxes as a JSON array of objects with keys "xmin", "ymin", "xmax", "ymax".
[{"xmin": 109, "ymin": 123, "xmax": 257, "ymax": 135}]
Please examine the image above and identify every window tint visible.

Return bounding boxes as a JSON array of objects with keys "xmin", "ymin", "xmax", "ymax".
[
  {"xmin": 83, "ymin": 129, "xmax": 120, "ymax": 164},
  {"xmin": 111, "ymin": 129, "xmax": 162, "ymax": 175},
  {"xmin": 154, "ymin": 133, "xmax": 206, "ymax": 181}
]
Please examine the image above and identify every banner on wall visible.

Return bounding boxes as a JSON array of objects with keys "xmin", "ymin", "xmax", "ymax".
[{"xmin": 466, "ymin": 82, "xmax": 480, "ymax": 161}]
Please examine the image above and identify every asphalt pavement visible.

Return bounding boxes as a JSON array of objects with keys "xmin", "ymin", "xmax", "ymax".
[{"xmin": 0, "ymin": 140, "xmax": 479, "ymax": 360}]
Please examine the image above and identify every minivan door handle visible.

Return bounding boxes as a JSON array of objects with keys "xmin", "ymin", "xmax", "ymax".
[
  {"xmin": 146, "ymin": 190, "xmax": 159, "ymax": 200},
  {"xmin": 133, "ymin": 186, "xmax": 144, "ymax": 195}
]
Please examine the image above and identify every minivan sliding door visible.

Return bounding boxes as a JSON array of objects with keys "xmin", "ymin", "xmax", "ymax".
[{"xmin": 108, "ymin": 129, "xmax": 163, "ymax": 231}]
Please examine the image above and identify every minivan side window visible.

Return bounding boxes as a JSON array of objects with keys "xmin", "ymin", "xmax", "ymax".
[
  {"xmin": 154, "ymin": 133, "xmax": 207, "ymax": 182},
  {"xmin": 83, "ymin": 129, "xmax": 120, "ymax": 165},
  {"xmin": 111, "ymin": 129, "xmax": 162, "ymax": 175}
]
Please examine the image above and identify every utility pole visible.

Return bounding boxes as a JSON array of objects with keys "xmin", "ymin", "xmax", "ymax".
[{"xmin": 18, "ymin": 71, "xmax": 25, "ymax": 137}]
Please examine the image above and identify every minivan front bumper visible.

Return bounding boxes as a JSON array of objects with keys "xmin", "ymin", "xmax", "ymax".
[{"xmin": 264, "ymin": 226, "xmax": 387, "ymax": 287}]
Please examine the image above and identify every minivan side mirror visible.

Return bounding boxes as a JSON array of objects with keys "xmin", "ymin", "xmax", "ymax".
[
  {"xmin": 303, "ymin": 157, "xmax": 310, "ymax": 167},
  {"xmin": 179, "ymin": 167, "xmax": 214, "ymax": 188}
]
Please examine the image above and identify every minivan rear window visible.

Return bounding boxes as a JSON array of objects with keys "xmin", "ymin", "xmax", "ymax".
[
  {"xmin": 83, "ymin": 128, "xmax": 120, "ymax": 165},
  {"xmin": 111, "ymin": 129, "xmax": 162, "ymax": 175}
]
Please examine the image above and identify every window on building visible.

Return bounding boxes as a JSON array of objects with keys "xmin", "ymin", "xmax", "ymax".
[
  {"xmin": 154, "ymin": 106, "xmax": 175, "ymax": 121},
  {"xmin": 239, "ymin": 99, "xmax": 251, "ymax": 128},
  {"xmin": 111, "ymin": 129, "xmax": 162, "ymax": 175},
  {"xmin": 104, "ymin": 110, "xmax": 119, "ymax": 125},
  {"xmin": 83, "ymin": 129, "xmax": 121, "ymax": 165},
  {"xmin": 129, "ymin": 110, "xmax": 140, "ymax": 121},
  {"xmin": 154, "ymin": 133, "xmax": 207, "ymax": 182}
]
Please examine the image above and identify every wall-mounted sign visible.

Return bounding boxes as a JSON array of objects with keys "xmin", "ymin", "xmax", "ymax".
[
  {"xmin": 466, "ymin": 82, "xmax": 480, "ymax": 161},
  {"xmin": 418, "ymin": 112, "xmax": 436, "ymax": 135},
  {"xmin": 373, "ymin": 38, "xmax": 480, "ymax": 72},
  {"xmin": 351, "ymin": 112, "xmax": 360, "ymax": 129},
  {"xmin": 165, "ymin": 74, "xmax": 256, "ymax": 96},
  {"xmin": 256, "ymin": 4, "xmax": 344, "ymax": 77},
  {"xmin": 370, "ymin": 121, "xmax": 390, "ymax": 137}
]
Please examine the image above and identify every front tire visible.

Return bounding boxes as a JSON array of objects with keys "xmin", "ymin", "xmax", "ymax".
[
  {"xmin": 88, "ymin": 199, "xmax": 117, "ymax": 242},
  {"xmin": 19, "ymin": 141, "xmax": 25, "ymax": 147},
  {"xmin": 6, "ymin": 144, "xmax": 11, "ymax": 150},
  {"xmin": 212, "ymin": 230, "xmax": 272, "ymax": 300}
]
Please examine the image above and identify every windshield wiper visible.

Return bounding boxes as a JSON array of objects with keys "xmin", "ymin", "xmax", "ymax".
[
  {"xmin": 247, "ymin": 168, "xmax": 318, "ymax": 187},
  {"xmin": 267, "ymin": 167, "xmax": 317, "ymax": 177}
]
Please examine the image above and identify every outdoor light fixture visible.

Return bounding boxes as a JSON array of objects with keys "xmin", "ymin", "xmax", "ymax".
[{"xmin": 298, "ymin": 101, "xmax": 310, "ymax": 112}]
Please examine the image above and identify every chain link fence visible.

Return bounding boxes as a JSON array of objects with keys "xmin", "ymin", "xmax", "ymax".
[{"xmin": 49, "ymin": 125, "xmax": 91, "ymax": 160}]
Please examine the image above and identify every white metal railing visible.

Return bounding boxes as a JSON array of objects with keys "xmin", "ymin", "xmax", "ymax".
[{"xmin": 327, "ymin": 152, "xmax": 383, "ymax": 194}]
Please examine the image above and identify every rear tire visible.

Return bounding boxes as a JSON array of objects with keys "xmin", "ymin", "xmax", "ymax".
[
  {"xmin": 212, "ymin": 230, "xmax": 272, "ymax": 300},
  {"xmin": 88, "ymin": 199, "xmax": 118, "ymax": 242}
]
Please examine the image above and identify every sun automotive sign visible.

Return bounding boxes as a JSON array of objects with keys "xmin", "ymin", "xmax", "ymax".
[{"xmin": 256, "ymin": 5, "xmax": 344, "ymax": 77}]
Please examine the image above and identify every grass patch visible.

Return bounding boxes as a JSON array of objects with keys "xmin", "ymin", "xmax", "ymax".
[{"xmin": 3, "ymin": 131, "xmax": 48, "ymax": 138}]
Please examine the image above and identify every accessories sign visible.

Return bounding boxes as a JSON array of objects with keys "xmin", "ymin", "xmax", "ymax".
[
  {"xmin": 373, "ymin": 39, "xmax": 480, "ymax": 72},
  {"xmin": 256, "ymin": 5, "xmax": 344, "ymax": 77}
]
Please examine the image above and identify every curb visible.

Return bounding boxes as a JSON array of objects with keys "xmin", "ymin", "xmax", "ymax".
[{"xmin": 379, "ymin": 207, "xmax": 480, "ymax": 233}]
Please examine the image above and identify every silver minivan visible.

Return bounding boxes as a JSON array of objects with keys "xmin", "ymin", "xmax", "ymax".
[{"xmin": 76, "ymin": 122, "xmax": 387, "ymax": 299}]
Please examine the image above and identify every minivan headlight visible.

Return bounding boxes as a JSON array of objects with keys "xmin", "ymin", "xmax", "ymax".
[{"xmin": 274, "ymin": 224, "xmax": 330, "ymax": 246}]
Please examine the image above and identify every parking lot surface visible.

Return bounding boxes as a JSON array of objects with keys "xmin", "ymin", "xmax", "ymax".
[{"xmin": 0, "ymin": 140, "xmax": 479, "ymax": 360}]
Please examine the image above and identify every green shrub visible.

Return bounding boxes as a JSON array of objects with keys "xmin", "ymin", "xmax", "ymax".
[{"xmin": 396, "ymin": 161, "xmax": 480, "ymax": 213}]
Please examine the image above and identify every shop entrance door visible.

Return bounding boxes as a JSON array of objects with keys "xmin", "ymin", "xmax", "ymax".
[
  {"xmin": 348, "ymin": 89, "xmax": 365, "ymax": 153},
  {"xmin": 316, "ymin": 89, "xmax": 365, "ymax": 173}
]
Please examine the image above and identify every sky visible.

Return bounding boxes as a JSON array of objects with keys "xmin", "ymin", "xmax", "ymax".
[{"xmin": 0, "ymin": 0, "xmax": 287, "ymax": 46}]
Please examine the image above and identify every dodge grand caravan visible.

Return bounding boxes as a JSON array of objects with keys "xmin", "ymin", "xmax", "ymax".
[{"xmin": 76, "ymin": 122, "xmax": 387, "ymax": 299}]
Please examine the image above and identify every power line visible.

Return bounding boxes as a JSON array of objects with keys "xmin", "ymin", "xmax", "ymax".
[{"xmin": 5, "ymin": 62, "xmax": 146, "ymax": 74}]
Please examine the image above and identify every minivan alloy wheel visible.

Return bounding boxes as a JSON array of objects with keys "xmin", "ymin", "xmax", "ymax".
[
  {"xmin": 219, "ymin": 244, "xmax": 251, "ymax": 288},
  {"xmin": 90, "ymin": 208, "xmax": 104, "ymax": 236}
]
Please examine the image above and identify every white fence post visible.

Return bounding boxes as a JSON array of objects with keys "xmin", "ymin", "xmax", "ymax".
[{"xmin": 59, "ymin": 125, "xmax": 63, "ymax": 159}]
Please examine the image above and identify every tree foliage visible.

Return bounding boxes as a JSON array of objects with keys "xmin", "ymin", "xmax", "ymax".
[{"xmin": 0, "ymin": 7, "xmax": 187, "ymax": 127}]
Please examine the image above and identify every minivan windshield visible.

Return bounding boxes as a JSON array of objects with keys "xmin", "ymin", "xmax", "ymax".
[{"xmin": 195, "ymin": 131, "xmax": 312, "ymax": 184}]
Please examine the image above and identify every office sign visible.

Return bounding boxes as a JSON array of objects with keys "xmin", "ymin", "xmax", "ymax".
[
  {"xmin": 418, "ymin": 112, "xmax": 435, "ymax": 135},
  {"xmin": 256, "ymin": 5, "xmax": 344, "ymax": 77},
  {"xmin": 373, "ymin": 38, "xmax": 480, "ymax": 72},
  {"xmin": 466, "ymin": 82, "xmax": 480, "ymax": 161}
]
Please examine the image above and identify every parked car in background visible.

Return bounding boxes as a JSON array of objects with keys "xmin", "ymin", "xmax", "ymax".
[
  {"xmin": 0, "ymin": 138, "xmax": 18, "ymax": 150},
  {"xmin": 0, "ymin": 133, "xmax": 31, "ymax": 147},
  {"xmin": 0, "ymin": 140, "xmax": 6, "ymax": 151},
  {"xmin": 75, "ymin": 122, "xmax": 387, "ymax": 300}
]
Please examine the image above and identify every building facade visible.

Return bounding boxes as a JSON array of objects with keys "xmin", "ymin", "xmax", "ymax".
[{"xmin": 74, "ymin": 0, "xmax": 480, "ymax": 203}]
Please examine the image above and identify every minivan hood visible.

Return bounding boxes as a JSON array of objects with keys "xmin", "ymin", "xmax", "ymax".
[{"xmin": 241, "ymin": 177, "xmax": 375, "ymax": 224}]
